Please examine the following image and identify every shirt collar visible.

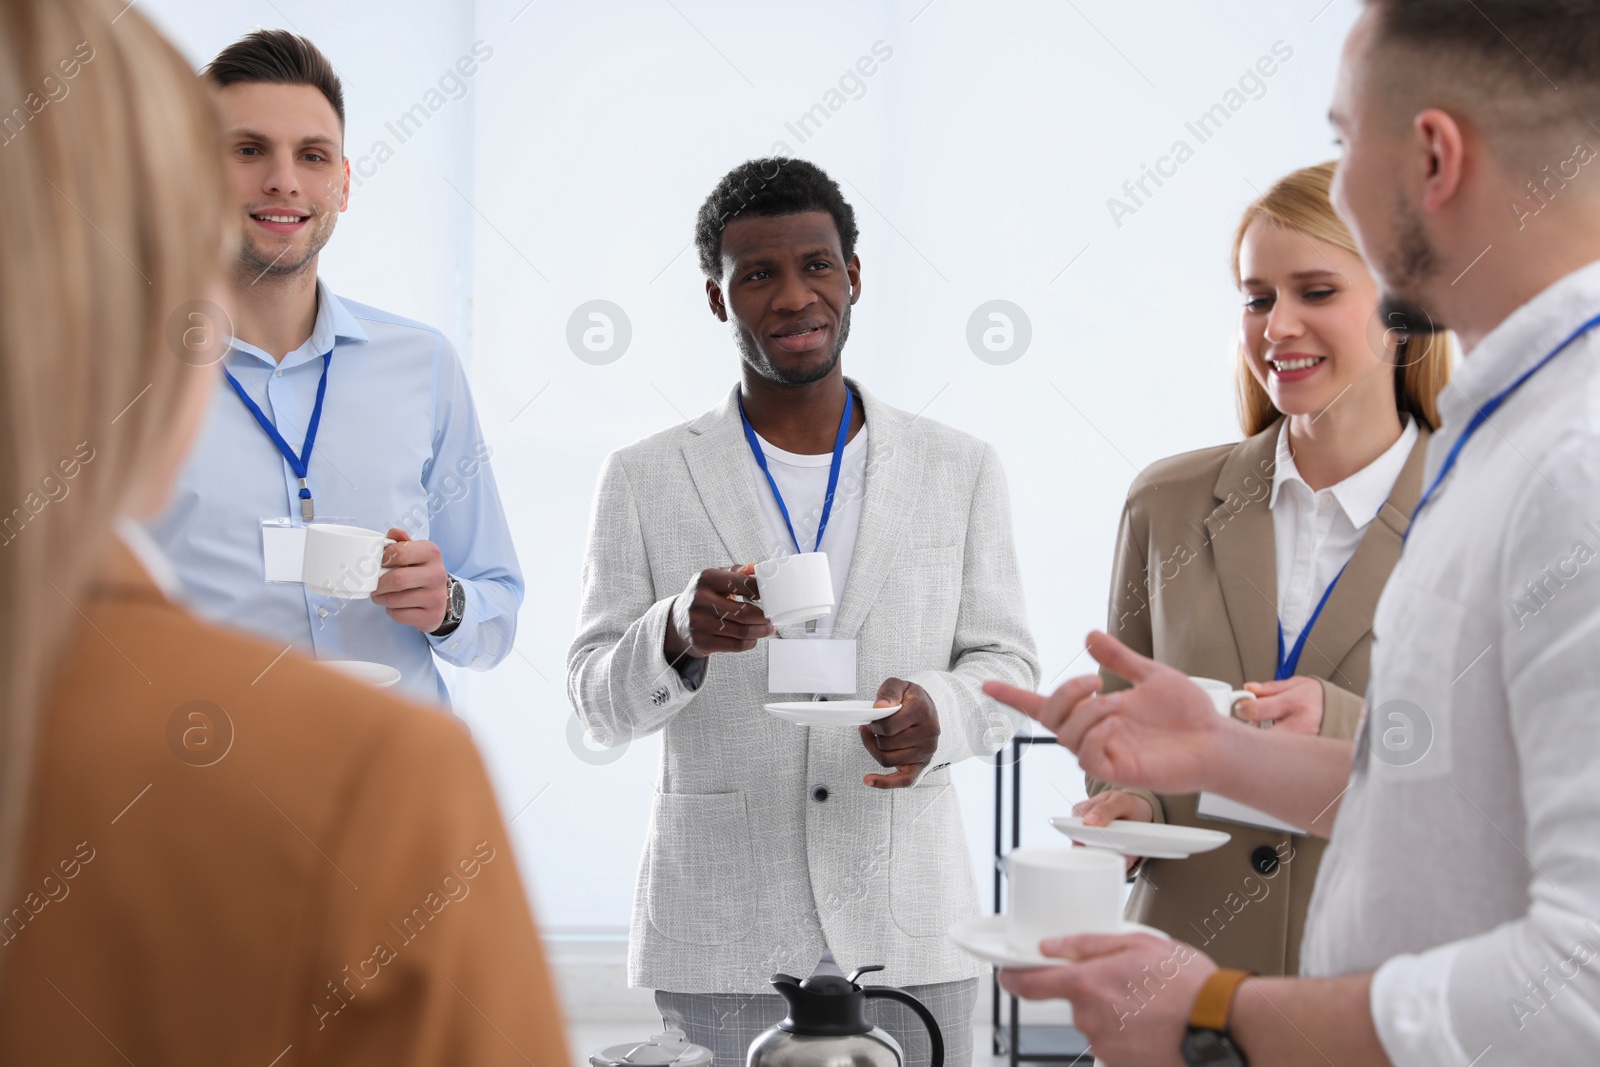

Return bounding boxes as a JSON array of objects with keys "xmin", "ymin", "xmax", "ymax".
[
  {"xmin": 1270, "ymin": 415, "xmax": 1419, "ymax": 529},
  {"xmin": 1436, "ymin": 258, "xmax": 1600, "ymax": 459},
  {"xmin": 224, "ymin": 277, "xmax": 369, "ymax": 371}
]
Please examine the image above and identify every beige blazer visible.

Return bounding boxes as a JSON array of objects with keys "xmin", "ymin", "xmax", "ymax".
[
  {"xmin": 0, "ymin": 542, "xmax": 569, "ymax": 1066},
  {"xmin": 1092, "ymin": 418, "xmax": 1428, "ymax": 976}
]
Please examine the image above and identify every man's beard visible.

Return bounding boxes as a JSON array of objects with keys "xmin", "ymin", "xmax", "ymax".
[
  {"xmin": 236, "ymin": 210, "xmax": 335, "ymax": 281},
  {"xmin": 738, "ymin": 302, "xmax": 852, "ymax": 386},
  {"xmin": 1376, "ymin": 192, "xmax": 1444, "ymax": 338}
]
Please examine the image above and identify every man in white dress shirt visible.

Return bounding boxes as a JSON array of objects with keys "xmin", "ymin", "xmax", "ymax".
[
  {"xmin": 986, "ymin": 2, "xmax": 1600, "ymax": 1065},
  {"xmin": 567, "ymin": 158, "xmax": 1038, "ymax": 1067}
]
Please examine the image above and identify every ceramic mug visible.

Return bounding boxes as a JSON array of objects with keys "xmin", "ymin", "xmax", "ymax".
[
  {"xmin": 1005, "ymin": 846, "xmax": 1124, "ymax": 954},
  {"xmin": 1190, "ymin": 676, "xmax": 1253, "ymax": 720},
  {"xmin": 302, "ymin": 523, "xmax": 396, "ymax": 599},
  {"xmin": 752, "ymin": 552, "xmax": 834, "ymax": 627}
]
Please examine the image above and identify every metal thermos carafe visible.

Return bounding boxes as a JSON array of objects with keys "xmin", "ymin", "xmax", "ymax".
[{"xmin": 747, "ymin": 949, "xmax": 944, "ymax": 1067}]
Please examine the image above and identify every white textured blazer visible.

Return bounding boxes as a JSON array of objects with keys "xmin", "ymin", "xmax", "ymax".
[{"xmin": 567, "ymin": 378, "xmax": 1040, "ymax": 993}]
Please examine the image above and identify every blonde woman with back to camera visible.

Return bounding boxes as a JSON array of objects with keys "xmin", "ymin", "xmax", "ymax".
[
  {"xmin": 0, "ymin": 1, "xmax": 566, "ymax": 1063},
  {"xmin": 1076, "ymin": 162, "xmax": 1453, "ymax": 976}
]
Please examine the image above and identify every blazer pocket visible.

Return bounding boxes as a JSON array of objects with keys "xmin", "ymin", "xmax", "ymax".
[
  {"xmin": 902, "ymin": 543, "xmax": 963, "ymax": 573},
  {"xmin": 887, "ymin": 780, "xmax": 977, "ymax": 938},
  {"xmin": 646, "ymin": 791, "xmax": 756, "ymax": 945}
]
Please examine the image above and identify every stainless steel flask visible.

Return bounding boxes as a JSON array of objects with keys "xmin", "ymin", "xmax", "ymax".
[{"xmin": 746, "ymin": 949, "xmax": 944, "ymax": 1067}]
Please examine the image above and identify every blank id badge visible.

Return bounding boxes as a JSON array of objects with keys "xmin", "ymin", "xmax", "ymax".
[
  {"xmin": 767, "ymin": 637, "xmax": 857, "ymax": 695},
  {"xmin": 260, "ymin": 517, "xmax": 307, "ymax": 583},
  {"xmin": 260, "ymin": 515, "xmax": 358, "ymax": 583}
]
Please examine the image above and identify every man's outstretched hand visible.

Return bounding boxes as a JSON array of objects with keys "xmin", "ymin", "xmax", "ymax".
[{"xmin": 983, "ymin": 631, "xmax": 1227, "ymax": 795}]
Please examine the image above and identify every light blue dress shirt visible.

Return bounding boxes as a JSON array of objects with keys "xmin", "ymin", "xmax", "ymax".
[{"xmin": 147, "ymin": 280, "xmax": 523, "ymax": 706}]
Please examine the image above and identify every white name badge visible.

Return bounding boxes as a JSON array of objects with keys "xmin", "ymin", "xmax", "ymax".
[
  {"xmin": 1196, "ymin": 792, "xmax": 1306, "ymax": 835},
  {"xmin": 262, "ymin": 516, "xmax": 363, "ymax": 585},
  {"xmin": 261, "ymin": 518, "xmax": 307, "ymax": 584},
  {"xmin": 767, "ymin": 638, "xmax": 857, "ymax": 695}
]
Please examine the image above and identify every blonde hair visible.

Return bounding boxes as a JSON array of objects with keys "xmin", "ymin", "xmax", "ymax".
[
  {"xmin": 1230, "ymin": 161, "xmax": 1452, "ymax": 437},
  {"xmin": 0, "ymin": 0, "xmax": 223, "ymax": 925}
]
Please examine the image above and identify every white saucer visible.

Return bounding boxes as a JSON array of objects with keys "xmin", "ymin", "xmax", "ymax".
[
  {"xmin": 321, "ymin": 660, "xmax": 402, "ymax": 689},
  {"xmin": 948, "ymin": 914, "xmax": 1168, "ymax": 970},
  {"xmin": 1049, "ymin": 816, "xmax": 1230, "ymax": 859},
  {"xmin": 764, "ymin": 701, "xmax": 900, "ymax": 727}
]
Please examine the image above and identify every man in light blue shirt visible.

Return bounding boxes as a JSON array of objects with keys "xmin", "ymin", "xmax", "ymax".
[{"xmin": 148, "ymin": 30, "xmax": 521, "ymax": 706}]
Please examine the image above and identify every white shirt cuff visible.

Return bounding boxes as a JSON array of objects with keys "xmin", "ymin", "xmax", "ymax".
[{"xmin": 1370, "ymin": 942, "xmax": 1471, "ymax": 1067}]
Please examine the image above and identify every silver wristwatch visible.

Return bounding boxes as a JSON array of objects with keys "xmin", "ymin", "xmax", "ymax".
[{"xmin": 431, "ymin": 575, "xmax": 465, "ymax": 637}]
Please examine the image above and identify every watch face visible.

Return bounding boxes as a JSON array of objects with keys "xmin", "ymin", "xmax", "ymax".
[
  {"xmin": 1182, "ymin": 1028, "xmax": 1246, "ymax": 1067},
  {"xmin": 449, "ymin": 578, "xmax": 465, "ymax": 618}
]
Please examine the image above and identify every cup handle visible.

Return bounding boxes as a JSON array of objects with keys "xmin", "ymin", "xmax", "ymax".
[{"xmin": 1228, "ymin": 690, "xmax": 1252, "ymax": 717}]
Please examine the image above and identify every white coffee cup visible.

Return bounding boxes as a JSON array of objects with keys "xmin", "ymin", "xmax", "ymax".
[
  {"xmin": 302, "ymin": 523, "xmax": 396, "ymax": 599},
  {"xmin": 1191, "ymin": 676, "xmax": 1252, "ymax": 719},
  {"xmin": 752, "ymin": 552, "xmax": 834, "ymax": 627},
  {"xmin": 1005, "ymin": 847, "xmax": 1124, "ymax": 953}
]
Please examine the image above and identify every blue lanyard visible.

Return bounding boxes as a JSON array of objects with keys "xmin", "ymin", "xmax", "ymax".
[
  {"xmin": 1405, "ymin": 311, "xmax": 1600, "ymax": 545},
  {"xmin": 224, "ymin": 351, "xmax": 332, "ymax": 522},
  {"xmin": 1276, "ymin": 561, "xmax": 1349, "ymax": 680},
  {"xmin": 738, "ymin": 388, "xmax": 854, "ymax": 555}
]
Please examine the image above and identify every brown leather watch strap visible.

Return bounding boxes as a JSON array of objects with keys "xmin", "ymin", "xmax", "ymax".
[{"xmin": 1190, "ymin": 967, "xmax": 1254, "ymax": 1032}]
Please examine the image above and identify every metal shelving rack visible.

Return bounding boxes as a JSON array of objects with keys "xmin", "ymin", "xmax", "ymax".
[{"xmin": 991, "ymin": 734, "xmax": 1094, "ymax": 1066}]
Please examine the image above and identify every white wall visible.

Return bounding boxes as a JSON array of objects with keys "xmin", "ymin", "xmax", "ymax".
[{"xmin": 142, "ymin": 0, "xmax": 1361, "ymax": 960}]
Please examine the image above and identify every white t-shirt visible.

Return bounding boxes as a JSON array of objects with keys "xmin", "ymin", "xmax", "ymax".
[
  {"xmin": 746, "ymin": 424, "xmax": 869, "ymax": 639},
  {"xmin": 1269, "ymin": 415, "xmax": 1418, "ymax": 651}
]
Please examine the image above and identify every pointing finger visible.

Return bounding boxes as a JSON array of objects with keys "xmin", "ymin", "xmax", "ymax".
[{"xmin": 1084, "ymin": 631, "xmax": 1158, "ymax": 685}]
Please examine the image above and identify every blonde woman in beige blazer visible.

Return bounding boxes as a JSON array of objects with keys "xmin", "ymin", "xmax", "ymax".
[{"xmin": 1079, "ymin": 163, "xmax": 1453, "ymax": 976}]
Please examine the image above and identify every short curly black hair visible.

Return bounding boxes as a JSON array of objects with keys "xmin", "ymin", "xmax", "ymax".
[{"xmin": 695, "ymin": 157, "xmax": 860, "ymax": 279}]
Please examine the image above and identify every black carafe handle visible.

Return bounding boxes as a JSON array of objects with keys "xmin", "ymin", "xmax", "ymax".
[{"xmin": 862, "ymin": 987, "xmax": 944, "ymax": 1067}]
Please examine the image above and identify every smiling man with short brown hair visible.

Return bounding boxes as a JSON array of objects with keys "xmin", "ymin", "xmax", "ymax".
[{"xmin": 146, "ymin": 30, "xmax": 523, "ymax": 707}]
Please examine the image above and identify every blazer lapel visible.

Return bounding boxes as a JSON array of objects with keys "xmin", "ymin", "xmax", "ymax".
[
  {"xmin": 680, "ymin": 385, "xmax": 772, "ymax": 566},
  {"xmin": 830, "ymin": 380, "xmax": 921, "ymax": 641},
  {"xmin": 1207, "ymin": 423, "xmax": 1282, "ymax": 684},
  {"xmin": 1291, "ymin": 426, "xmax": 1430, "ymax": 689}
]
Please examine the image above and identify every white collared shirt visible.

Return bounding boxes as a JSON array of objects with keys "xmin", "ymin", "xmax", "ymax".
[
  {"xmin": 1270, "ymin": 416, "xmax": 1418, "ymax": 652},
  {"xmin": 1300, "ymin": 259, "xmax": 1600, "ymax": 1065}
]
